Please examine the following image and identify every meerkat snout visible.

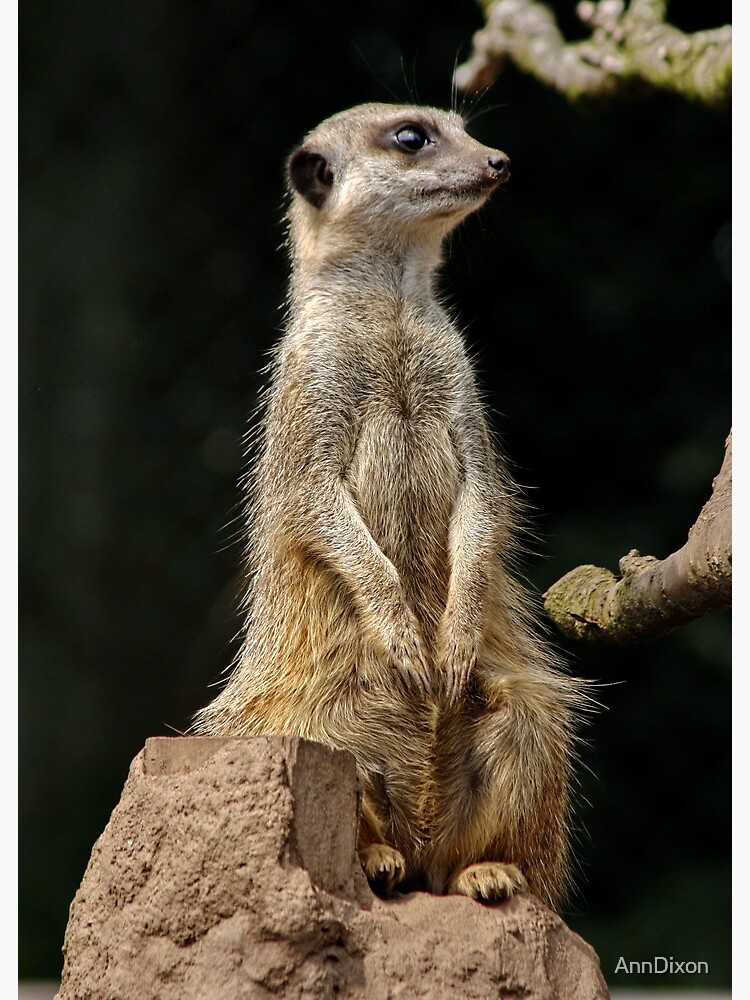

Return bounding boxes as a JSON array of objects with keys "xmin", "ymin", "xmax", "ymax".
[{"xmin": 487, "ymin": 152, "xmax": 511, "ymax": 182}]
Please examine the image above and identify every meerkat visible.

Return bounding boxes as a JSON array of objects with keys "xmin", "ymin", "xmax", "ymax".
[{"xmin": 195, "ymin": 103, "xmax": 588, "ymax": 909}]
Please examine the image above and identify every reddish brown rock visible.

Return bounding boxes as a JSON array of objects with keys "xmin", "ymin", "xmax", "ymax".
[{"xmin": 58, "ymin": 737, "xmax": 609, "ymax": 999}]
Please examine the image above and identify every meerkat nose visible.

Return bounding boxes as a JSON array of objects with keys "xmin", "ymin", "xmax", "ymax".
[{"xmin": 487, "ymin": 153, "xmax": 511, "ymax": 181}]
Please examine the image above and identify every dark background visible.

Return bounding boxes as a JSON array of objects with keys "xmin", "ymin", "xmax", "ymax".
[{"xmin": 20, "ymin": 0, "xmax": 731, "ymax": 987}]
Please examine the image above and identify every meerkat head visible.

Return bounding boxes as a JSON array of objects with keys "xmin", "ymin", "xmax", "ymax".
[{"xmin": 286, "ymin": 103, "xmax": 510, "ymax": 246}]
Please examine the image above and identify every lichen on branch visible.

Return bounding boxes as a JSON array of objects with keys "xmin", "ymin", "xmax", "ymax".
[
  {"xmin": 455, "ymin": 0, "xmax": 731, "ymax": 106},
  {"xmin": 543, "ymin": 433, "xmax": 731, "ymax": 644}
]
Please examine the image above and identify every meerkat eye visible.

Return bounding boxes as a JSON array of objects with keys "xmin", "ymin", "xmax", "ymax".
[{"xmin": 395, "ymin": 125, "xmax": 430, "ymax": 152}]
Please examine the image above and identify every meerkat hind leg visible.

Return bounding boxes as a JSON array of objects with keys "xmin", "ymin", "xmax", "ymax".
[{"xmin": 448, "ymin": 861, "xmax": 528, "ymax": 902}]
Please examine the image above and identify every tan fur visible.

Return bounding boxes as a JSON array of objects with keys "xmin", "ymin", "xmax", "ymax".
[{"xmin": 194, "ymin": 103, "xmax": 589, "ymax": 910}]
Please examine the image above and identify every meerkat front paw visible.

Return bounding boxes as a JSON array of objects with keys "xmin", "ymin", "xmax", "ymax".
[
  {"xmin": 448, "ymin": 862, "xmax": 528, "ymax": 902},
  {"xmin": 436, "ymin": 625, "xmax": 478, "ymax": 703},
  {"xmin": 375, "ymin": 605, "xmax": 432, "ymax": 694},
  {"xmin": 360, "ymin": 843, "xmax": 407, "ymax": 896}
]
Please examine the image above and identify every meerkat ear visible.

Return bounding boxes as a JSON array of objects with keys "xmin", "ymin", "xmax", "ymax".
[{"xmin": 287, "ymin": 147, "xmax": 334, "ymax": 209}]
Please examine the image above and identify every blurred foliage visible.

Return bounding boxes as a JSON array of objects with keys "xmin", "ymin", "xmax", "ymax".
[{"xmin": 20, "ymin": 0, "xmax": 730, "ymax": 986}]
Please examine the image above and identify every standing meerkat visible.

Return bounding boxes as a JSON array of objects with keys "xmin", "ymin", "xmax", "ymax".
[{"xmin": 195, "ymin": 103, "xmax": 588, "ymax": 910}]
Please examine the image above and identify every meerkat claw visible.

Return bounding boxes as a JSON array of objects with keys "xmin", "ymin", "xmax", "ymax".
[
  {"xmin": 441, "ymin": 638, "xmax": 477, "ymax": 703},
  {"xmin": 390, "ymin": 639, "xmax": 432, "ymax": 694}
]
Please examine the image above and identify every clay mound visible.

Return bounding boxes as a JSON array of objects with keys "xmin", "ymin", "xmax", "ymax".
[{"xmin": 58, "ymin": 737, "xmax": 609, "ymax": 999}]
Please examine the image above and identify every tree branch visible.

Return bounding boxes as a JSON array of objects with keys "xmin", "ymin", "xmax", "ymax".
[
  {"xmin": 455, "ymin": 0, "xmax": 731, "ymax": 106},
  {"xmin": 543, "ymin": 432, "xmax": 731, "ymax": 644}
]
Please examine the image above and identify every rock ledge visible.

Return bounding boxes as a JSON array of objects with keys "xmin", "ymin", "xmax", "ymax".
[{"xmin": 58, "ymin": 736, "xmax": 609, "ymax": 999}]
